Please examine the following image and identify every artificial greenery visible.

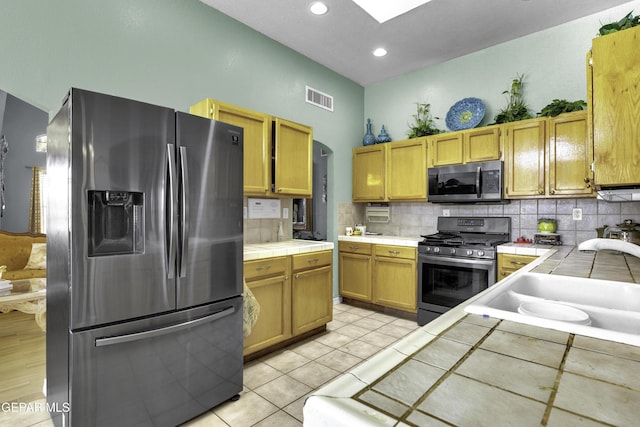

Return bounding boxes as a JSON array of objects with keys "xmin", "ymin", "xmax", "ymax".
[
  {"xmin": 598, "ymin": 11, "xmax": 640, "ymax": 36},
  {"xmin": 538, "ymin": 99, "xmax": 587, "ymax": 117},
  {"xmin": 407, "ymin": 102, "xmax": 442, "ymax": 138},
  {"xmin": 493, "ymin": 74, "xmax": 532, "ymax": 124}
]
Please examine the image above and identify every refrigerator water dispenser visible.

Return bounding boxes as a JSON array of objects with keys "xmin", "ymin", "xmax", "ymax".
[{"xmin": 88, "ymin": 190, "xmax": 144, "ymax": 256}]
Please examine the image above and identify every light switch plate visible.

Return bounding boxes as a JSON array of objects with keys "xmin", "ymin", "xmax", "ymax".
[
  {"xmin": 443, "ymin": 209, "xmax": 450, "ymax": 217},
  {"xmin": 283, "ymin": 207, "xmax": 289, "ymax": 219}
]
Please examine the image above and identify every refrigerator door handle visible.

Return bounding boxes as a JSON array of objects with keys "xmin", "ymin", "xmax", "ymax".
[
  {"xmin": 167, "ymin": 144, "xmax": 178, "ymax": 279},
  {"xmin": 179, "ymin": 146, "xmax": 189, "ymax": 278},
  {"xmin": 94, "ymin": 306, "xmax": 236, "ymax": 347}
]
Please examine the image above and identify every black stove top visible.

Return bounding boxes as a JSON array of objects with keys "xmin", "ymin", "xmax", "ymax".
[{"xmin": 418, "ymin": 217, "xmax": 511, "ymax": 259}]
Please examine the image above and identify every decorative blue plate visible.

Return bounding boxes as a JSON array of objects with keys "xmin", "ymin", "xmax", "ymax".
[{"xmin": 445, "ymin": 98, "xmax": 485, "ymax": 131}]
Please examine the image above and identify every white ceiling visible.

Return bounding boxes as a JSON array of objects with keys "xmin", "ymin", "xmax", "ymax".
[{"xmin": 200, "ymin": 0, "xmax": 631, "ymax": 87}]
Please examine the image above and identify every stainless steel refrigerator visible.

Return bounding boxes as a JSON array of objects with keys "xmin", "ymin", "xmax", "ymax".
[{"xmin": 46, "ymin": 88, "xmax": 244, "ymax": 426}]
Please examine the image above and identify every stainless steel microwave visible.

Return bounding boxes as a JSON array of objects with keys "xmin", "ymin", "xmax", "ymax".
[{"xmin": 428, "ymin": 160, "xmax": 505, "ymax": 203}]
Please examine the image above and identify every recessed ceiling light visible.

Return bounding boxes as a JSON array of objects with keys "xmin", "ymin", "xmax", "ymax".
[
  {"xmin": 310, "ymin": 2, "xmax": 329, "ymax": 15},
  {"xmin": 373, "ymin": 47, "xmax": 387, "ymax": 57}
]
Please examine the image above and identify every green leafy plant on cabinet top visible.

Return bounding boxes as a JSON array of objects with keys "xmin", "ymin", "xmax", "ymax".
[
  {"xmin": 407, "ymin": 102, "xmax": 442, "ymax": 138},
  {"xmin": 538, "ymin": 99, "xmax": 587, "ymax": 117},
  {"xmin": 493, "ymin": 74, "xmax": 533, "ymax": 124},
  {"xmin": 598, "ymin": 11, "xmax": 640, "ymax": 35}
]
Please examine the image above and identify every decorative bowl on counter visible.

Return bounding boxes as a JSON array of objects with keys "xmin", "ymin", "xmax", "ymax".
[{"xmin": 537, "ymin": 218, "xmax": 557, "ymax": 233}]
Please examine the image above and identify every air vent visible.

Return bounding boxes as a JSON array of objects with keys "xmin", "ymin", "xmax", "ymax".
[{"xmin": 306, "ymin": 86, "xmax": 333, "ymax": 112}]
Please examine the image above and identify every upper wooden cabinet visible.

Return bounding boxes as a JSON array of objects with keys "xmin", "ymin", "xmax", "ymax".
[
  {"xmin": 547, "ymin": 110, "xmax": 593, "ymax": 197},
  {"xmin": 190, "ymin": 98, "xmax": 270, "ymax": 195},
  {"xmin": 504, "ymin": 113, "xmax": 593, "ymax": 199},
  {"xmin": 190, "ymin": 98, "xmax": 313, "ymax": 197},
  {"xmin": 352, "ymin": 138, "xmax": 428, "ymax": 202},
  {"xmin": 504, "ymin": 118, "xmax": 546, "ymax": 198},
  {"xmin": 429, "ymin": 132, "xmax": 463, "ymax": 166},
  {"xmin": 464, "ymin": 126, "xmax": 502, "ymax": 164},
  {"xmin": 387, "ymin": 138, "xmax": 428, "ymax": 201},
  {"xmin": 352, "ymin": 145, "xmax": 385, "ymax": 202},
  {"xmin": 589, "ymin": 26, "xmax": 640, "ymax": 188},
  {"xmin": 429, "ymin": 125, "xmax": 502, "ymax": 167},
  {"xmin": 273, "ymin": 118, "xmax": 313, "ymax": 197}
]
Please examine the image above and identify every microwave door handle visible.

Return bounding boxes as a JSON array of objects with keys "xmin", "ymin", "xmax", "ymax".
[{"xmin": 476, "ymin": 166, "xmax": 481, "ymax": 198}]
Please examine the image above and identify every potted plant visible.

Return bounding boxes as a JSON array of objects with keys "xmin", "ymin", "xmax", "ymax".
[
  {"xmin": 598, "ymin": 10, "xmax": 640, "ymax": 35},
  {"xmin": 493, "ymin": 74, "xmax": 532, "ymax": 124},
  {"xmin": 538, "ymin": 99, "xmax": 586, "ymax": 117},
  {"xmin": 407, "ymin": 102, "xmax": 441, "ymax": 138}
]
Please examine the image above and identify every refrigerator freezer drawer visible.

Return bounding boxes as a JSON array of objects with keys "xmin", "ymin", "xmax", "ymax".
[{"xmin": 68, "ymin": 297, "xmax": 243, "ymax": 427}]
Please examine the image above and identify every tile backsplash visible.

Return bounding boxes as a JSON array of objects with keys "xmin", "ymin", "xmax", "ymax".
[
  {"xmin": 339, "ymin": 199, "xmax": 640, "ymax": 246},
  {"xmin": 244, "ymin": 198, "xmax": 293, "ymax": 244}
]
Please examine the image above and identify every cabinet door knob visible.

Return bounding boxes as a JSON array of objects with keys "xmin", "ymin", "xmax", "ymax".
[{"xmin": 307, "ymin": 258, "xmax": 319, "ymax": 264}]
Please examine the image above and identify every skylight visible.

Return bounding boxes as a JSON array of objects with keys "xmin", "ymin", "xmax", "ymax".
[{"xmin": 351, "ymin": 0, "xmax": 433, "ymax": 23}]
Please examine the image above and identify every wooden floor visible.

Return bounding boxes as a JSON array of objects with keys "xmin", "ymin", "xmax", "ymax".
[{"xmin": 0, "ymin": 310, "xmax": 50, "ymax": 426}]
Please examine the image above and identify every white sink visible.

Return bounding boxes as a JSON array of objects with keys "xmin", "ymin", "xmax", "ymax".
[{"xmin": 465, "ymin": 272, "xmax": 640, "ymax": 346}]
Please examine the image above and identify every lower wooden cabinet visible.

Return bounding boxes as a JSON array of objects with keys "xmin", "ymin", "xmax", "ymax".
[
  {"xmin": 244, "ymin": 250, "xmax": 333, "ymax": 356},
  {"xmin": 373, "ymin": 245, "xmax": 417, "ymax": 312},
  {"xmin": 338, "ymin": 241, "xmax": 373, "ymax": 301},
  {"xmin": 243, "ymin": 257, "xmax": 291, "ymax": 356},
  {"xmin": 339, "ymin": 242, "xmax": 417, "ymax": 313},
  {"xmin": 292, "ymin": 251, "xmax": 333, "ymax": 335},
  {"xmin": 497, "ymin": 253, "xmax": 537, "ymax": 280}
]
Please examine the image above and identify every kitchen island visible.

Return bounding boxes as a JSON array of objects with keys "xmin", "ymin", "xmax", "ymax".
[{"xmin": 304, "ymin": 246, "xmax": 640, "ymax": 426}]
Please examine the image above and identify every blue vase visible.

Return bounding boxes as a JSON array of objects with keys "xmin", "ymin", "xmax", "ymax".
[
  {"xmin": 376, "ymin": 125, "xmax": 391, "ymax": 143},
  {"xmin": 362, "ymin": 118, "xmax": 376, "ymax": 146}
]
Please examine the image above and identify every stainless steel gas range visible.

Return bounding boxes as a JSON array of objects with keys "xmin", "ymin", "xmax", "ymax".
[{"xmin": 417, "ymin": 216, "xmax": 511, "ymax": 325}]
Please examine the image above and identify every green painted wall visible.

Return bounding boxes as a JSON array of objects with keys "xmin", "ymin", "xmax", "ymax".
[
  {"xmin": 1, "ymin": 0, "xmax": 637, "ymax": 299},
  {"xmin": 0, "ymin": 0, "xmax": 364, "ymax": 294},
  {"xmin": 364, "ymin": 1, "xmax": 638, "ymax": 140}
]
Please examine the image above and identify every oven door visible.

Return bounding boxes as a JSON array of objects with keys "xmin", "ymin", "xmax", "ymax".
[{"xmin": 417, "ymin": 253, "xmax": 496, "ymax": 324}]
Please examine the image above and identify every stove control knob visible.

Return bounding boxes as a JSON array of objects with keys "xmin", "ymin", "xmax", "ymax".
[
  {"xmin": 477, "ymin": 250, "xmax": 485, "ymax": 257},
  {"xmin": 449, "ymin": 248, "xmax": 456, "ymax": 255},
  {"xmin": 466, "ymin": 249, "xmax": 473, "ymax": 256},
  {"xmin": 434, "ymin": 247, "xmax": 440, "ymax": 253}
]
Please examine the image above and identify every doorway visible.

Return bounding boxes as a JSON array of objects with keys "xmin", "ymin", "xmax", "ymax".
[{"xmin": 293, "ymin": 141, "xmax": 329, "ymax": 240}]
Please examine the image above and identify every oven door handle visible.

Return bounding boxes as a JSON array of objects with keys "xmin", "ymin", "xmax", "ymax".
[
  {"xmin": 476, "ymin": 166, "xmax": 482, "ymax": 198},
  {"xmin": 419, "ymin": 254, "xmax": 495, "ymax": 269}
]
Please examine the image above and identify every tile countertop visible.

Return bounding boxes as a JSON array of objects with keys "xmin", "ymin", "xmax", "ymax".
[
  {"xmin": 304, "ymin": 246, "xmax": 640, "ymax": 427},
  {"xmin": 338, "ymin": 235, "xmax": 422, "ymax": 247},
  {"xmin": 243, "ymin": 239, "xmax": 334, "ymax": 261}
]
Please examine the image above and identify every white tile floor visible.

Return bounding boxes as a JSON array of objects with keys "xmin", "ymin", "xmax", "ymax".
[
  {"xmin": 2, "ymin": 304, "xmax": 418, "ymax": 427},
  {"xmin": 184, "ymin": 303, "xmax": 420, "ymax": 426}
]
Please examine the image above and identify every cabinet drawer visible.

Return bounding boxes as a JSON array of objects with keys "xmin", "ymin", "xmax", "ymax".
[
  {"xmin": 292, "ymin": 250, "xmax": 332, "ymax": 272},
  {"xmin": 500, "ymin": 253, "xmax": 536, "ymax": 268},
  {"xmin": 374, "ymin": 245, "xmax": 416, "ymax": 259},
  {"xmin": 339, "ymin": 241, "xmax": 372, "ymax": 255},
  {"xmin": 244, "ymin": 257, "xmax": 288, "ymax": 281}
]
